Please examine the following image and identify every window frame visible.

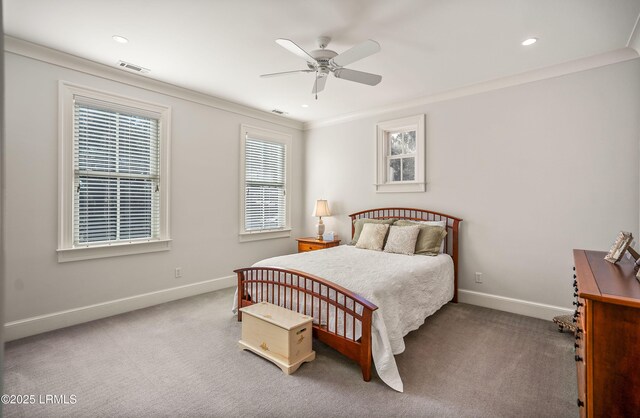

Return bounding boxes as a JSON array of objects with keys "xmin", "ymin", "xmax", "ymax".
[
  {"xmin": 375, "ymin": 114, "xmax": 426, "ymax": 193},
  {"xmin": 239, "ymin": 124, "xmax": 292, "ymax": 242},
  {"xmin": 57, "ymin": 81, "xmax": 171, "ymax": 262}
]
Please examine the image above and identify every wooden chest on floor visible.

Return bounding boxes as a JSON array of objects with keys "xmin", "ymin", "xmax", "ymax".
[{"xmin": 239, "ymin": 302, "xmax": 315, "ymax": 374}]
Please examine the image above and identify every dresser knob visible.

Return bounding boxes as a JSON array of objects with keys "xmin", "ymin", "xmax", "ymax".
[
  {"xmin": 577, "ymin": 399, "xmax": 584, "ymax": 407},
  {"xmin": 573, "ymin": 301, "xmax": 583, "ymax": 307},
  {"xmin": 573, "ymin": 274, "xmax": 577, "ymax": 278},
  {"xmin": 573, "ymin": 267, "xmax": 576, "ymax": 271},
  {"xmin": 573, "ymin": 292, "xmax": 578, "ymax": 297},
  {"xmin": 573, "ymin": 280, "xmax": 577, "ymax": 287},
  {"xmin": 572, "ymin": 317, "xmax": 577, "ymax": 324},
  {"xmin": 574, "ymin": 312, "xmax": 580, "ymax": 318},
  {"xmin": 574, "ymin": 343, "xmax": 580, "ymax": 349},
  {"xmin": 575, "ymin": 334, "xmax": 581, "ymax": 340},
  {"xmin": 575, "ymin": 355, "xmax": 583, "ymax": 362},
  {"xmin": 576, "ymin": 327, "xmax": 583, "ymax": 334}
]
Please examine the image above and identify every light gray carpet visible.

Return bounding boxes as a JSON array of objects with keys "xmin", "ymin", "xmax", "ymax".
[{"xmin": 3, "ymin": 288, "xmax": 578, "ymax": 418}]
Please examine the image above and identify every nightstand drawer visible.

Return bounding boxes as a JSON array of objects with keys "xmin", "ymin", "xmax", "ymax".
[
  {"xmin": 298, "ymin": 242, "xmax": 324, "ymax": 252},
  {"xmin": 295, "ymin": 237, "xmax": 340, "ymax": 253}
]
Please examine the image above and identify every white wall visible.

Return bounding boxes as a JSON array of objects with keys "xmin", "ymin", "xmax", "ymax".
[
  {"xmin": 1, "ymin": 2, "xmax": 6, "ymax": 408},
  {"xmin": 4, "ymin": 51, "xmax": 304, "ymax": 337},
  {"xmin": 304, "ymin": 59, "xmax": 640, "ymax": 313}
]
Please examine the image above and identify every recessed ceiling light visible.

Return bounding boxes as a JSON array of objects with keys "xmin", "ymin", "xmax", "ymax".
[
  {"xmin": 112, "ymin": 35, "xmax": 129, "ymax": 44},
  {"xmin": 521, "ymin": 38, "xmax": 537, "ymax": 46},
  {"xmin": 301, "ymin": 104, "xmax": 309, "ymax": 108}
]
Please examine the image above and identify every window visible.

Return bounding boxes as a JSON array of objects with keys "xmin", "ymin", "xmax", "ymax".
[
  {"xmin": 387, "ymin": 130, "xmax": 416, "ymax": 182},
  {"xmin": 58, "ymin": 82, "xmax": 171, "ymax": 262},
  {"xmin": 376, "ymin": 114, "xmax": 425, "ymax": 193},
  {"xmin": 239, "ymin": 125, "xmax": 291, "ymax": 242}
]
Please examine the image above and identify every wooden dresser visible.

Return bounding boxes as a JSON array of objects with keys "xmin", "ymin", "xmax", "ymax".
[
  {"xmin": 296, "ymin": 237, "xmax": 340, "ymax": 253},
  {"xmin": 573, "ymin": 249, "xmax": 640, "ymax": 417}
]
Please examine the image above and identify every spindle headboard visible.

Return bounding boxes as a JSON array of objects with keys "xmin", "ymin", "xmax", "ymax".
[{"xmin": 349, "ymin": 207, "xmax": 462, "ymax": 303}]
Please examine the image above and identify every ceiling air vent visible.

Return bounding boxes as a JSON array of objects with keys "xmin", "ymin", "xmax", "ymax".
[
  {"xmin": 271, "ymin": 109, "xmax": 288, "ymax": 115},
  {"xmin": 117, "ymin": 60, "xmax": 150, "ymax": 74}
]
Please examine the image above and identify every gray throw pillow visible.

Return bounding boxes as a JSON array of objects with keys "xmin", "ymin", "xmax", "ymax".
[
  {"xmin": 355, "ymin": 223, "xmax": 389, "ymax": 251},
  {"xmin": 394, "ymin": 220, "xmax": 447, "ymax": 255},
  {"xmin": 351, "ymin": 218, "xmax": 397, "ymax": 245}
]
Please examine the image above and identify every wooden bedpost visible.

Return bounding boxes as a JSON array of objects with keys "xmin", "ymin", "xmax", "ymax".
[
  {"xmin": 452, "ymin": 219, "xmax": 460, "ymax": 303},
  {"xmin": 360, "ymin": 309, "xmax": 373, "ymax": 381},
  {"xmin": 236, "ymin": 271, "xmax": 244, "ymax": 321}
]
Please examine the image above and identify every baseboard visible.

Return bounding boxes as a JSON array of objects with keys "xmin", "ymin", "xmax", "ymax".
[
  {"xmin": 458, "ymin": 289, "xmax": 573, "ymax": 320},
  {"xmin": 4, "ymin": 275, "xmax": 236, "ymax": 342}
]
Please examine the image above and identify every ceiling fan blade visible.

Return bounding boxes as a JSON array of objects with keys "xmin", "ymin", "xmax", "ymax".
[
  {"xmin": 275, "ymin": 39, "xmax": 317, "ymax": 63},
  {"xmin": 334, "ymin": 68, "xmax": 382, "ymax": 86},
  {"xmin": 260, "ymin": 69, "xmax": 314, "ymax": 78},
  {"xmin": 330, "ymin": 39, "xmax": 380, "ymax": 67},
  {"xmin": 312, "ymin": 74, "xmax": 328, "ymax": 94}
]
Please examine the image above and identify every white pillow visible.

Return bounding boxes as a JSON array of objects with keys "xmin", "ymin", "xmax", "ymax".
[
  {"xmin": 355, "ymin": 223, "xmax": 389, "ymax": 251},
  {"xmin": 402, "ymin": 220, "xmax": 447, "ymax": 253},
  {"xmin": 384, "ymin": 225, "xmax": 421, "ymax": 255}
]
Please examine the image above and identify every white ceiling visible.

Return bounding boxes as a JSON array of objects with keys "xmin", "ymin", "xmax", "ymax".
[{"xmin": 4, "ymin": 0, "xmax": 640, "ymax": 123}]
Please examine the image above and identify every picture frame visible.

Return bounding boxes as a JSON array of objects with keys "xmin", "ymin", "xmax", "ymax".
[{"xmin": 604, "ymin": 231, "xmax": 633, "ymax": 264}]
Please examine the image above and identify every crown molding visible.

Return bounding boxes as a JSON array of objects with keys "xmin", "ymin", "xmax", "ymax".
[
  {"xmin": 628, "ymin": 12, "xmax": 640, "ymax": 55},
  {"xmin": 3, "ymin": 36, "xmax": 304, "ymax": 131},
  {"xmin": 8, "ymin": 35, "xmax": 637, "ymax": 133},
  {"xmin": 303, "ymin": 47, "xmax": 640, "ymax": 131}
]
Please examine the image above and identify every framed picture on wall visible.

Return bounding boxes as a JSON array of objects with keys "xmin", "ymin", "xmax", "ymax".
[{"xmin": 604, "ymin": 231, "xmax": 633, "ymax": 263}]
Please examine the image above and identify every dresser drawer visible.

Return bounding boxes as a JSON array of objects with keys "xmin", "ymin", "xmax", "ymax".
[
  {"xmin": 576, "ymin": 357, "xmax": 587, "ymax": 417},
  {"xmin": 576, "ymin": 297, "xmax": 586, "ymax": 332}
]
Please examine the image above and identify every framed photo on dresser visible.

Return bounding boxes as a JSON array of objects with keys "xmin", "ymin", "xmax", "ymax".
[{"xmin": 604, "ymin": 231, "xmax": 633, "ymax": 263}]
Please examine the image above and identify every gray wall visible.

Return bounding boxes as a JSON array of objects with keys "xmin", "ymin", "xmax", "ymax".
[
  {"xmin": 3, "ymin": 42, "xmax": 640, "ymax": 337},
  {"xmin": 304, "ymin": 59, "xmax": 640, "ymax": 310},
  {"xmin": 1, "ymin": 1, "xmax": 6, "ymax": 411},
  {"xmin": 4, "ymin": 52, "xmax": 304, "ymax": 325}
]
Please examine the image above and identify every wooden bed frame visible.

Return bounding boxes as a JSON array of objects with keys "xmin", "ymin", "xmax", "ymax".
[{"xmin": 235, "ymin": 207, "xmax": 462, "ymax": 381}]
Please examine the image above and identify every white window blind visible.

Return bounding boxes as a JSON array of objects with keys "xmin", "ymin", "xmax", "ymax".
[
  {"xmin": 244, "ymin": 137, "xmax": 286, "ymax": 232},
  {"xmin": 73, "ymin": 101, "xmax": 160, "ymax": 245}
]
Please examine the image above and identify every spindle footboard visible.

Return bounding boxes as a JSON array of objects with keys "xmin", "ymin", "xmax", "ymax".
[{"xmin": 234, "ymin": 267, "xmax": 378, "ymax": 381}]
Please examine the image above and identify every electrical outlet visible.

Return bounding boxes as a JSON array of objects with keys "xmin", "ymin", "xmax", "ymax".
[
  {"xmin": 175, "ymin": 267, "xmax": 183, "ymax": 278},
  {"xmin": 475, "ymin": 272, "xmax": 483, "ymax": 283}
]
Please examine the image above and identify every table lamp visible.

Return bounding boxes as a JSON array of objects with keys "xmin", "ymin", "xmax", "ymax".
[{"xmin": 312, "ymin": 199, "xmax": 331, "ymax": 240}]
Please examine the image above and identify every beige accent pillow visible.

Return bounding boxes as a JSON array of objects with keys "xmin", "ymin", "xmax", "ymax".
[
  {"xmin": 394, "ymin": 220, "xmax": 447, "ymax": 256},
  {"xmin": 384, "ymin": 225, "xmax": 421, "ymax": 255},
  {"xmin": 350, "ymin": 218, "xmax": 397, "ymax": 245},
  {"xmin": 355, "ymin": 223, "xmax": 389, "ymax": 251}
]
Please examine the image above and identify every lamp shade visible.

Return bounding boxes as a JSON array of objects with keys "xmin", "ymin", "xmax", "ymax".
[{"xmin": 312, "ymin": 199, "xmax": 331, "ymax": 217}]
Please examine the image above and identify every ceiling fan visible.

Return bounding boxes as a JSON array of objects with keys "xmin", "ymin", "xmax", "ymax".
[{"xmin": 260, "ymin": 36, "xmax": 382, "ymax": 97}]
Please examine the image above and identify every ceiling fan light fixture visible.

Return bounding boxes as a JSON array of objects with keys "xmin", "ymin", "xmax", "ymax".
[
  {"xmin": 262, "ymin": 36, "xmax": 382, "ymax": 97},
  {"xmin": 521, "ymin": 37, "xmax": 538, "ymax": 46}
]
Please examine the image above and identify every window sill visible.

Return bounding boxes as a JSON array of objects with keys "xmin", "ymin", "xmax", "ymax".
[
  {"xmin": 239, "ymin": 228, "xmax": 291, "ymax": 242},
  {"xmin": 57, "ymin": 239, "xmax": 172, "ymax": 262},
  {"xmin": 375, "ymin": 182, "xmax": 425, "ymax": 193}
]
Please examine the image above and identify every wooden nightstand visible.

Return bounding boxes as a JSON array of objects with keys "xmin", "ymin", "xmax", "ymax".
[{"xmin": 296, "ymin": 237, "xmax": 341, "ymax": 253}]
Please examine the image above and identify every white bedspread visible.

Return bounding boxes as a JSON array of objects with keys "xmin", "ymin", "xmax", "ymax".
[{"xmin": 232, "ymin": 245, "xmax": 454, "ymax": 392}]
